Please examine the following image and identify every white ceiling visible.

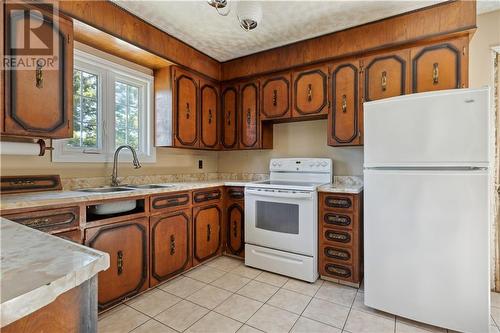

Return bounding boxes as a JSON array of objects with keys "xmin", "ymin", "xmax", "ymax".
[{"xmin": 113, "ymin": 0, "xmax": 500, "ymax": 62}]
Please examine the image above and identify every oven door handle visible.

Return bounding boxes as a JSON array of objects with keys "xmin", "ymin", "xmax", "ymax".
[{"xmin": 245, "ymin": 189, "xmax": 313, "ymax": 199}]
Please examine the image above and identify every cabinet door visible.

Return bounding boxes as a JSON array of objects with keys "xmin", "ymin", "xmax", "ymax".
[
  {"xmin": 150, "ymin": 209, "xmax": 191, "ymax": 286},
  {"xmin": 173, "ymin": 67, "xmax": 198, "ymax": 147},
  {"xmin": 226, "ymin": 202, "xmax": 244, "ymax": 257},
  {"xmin": 292, "ymin": 66, "xmax": 328, "ymax": 118},
  {"xmin": 221, "ymin": 86, "xmax": 238, "ymax": 149},
  {"xmin": 261, "ymin": 73, "xmax": 291, "ymax": 120},
  {"xmin": 239, "ymin": 82, "xmax": 259, "ymax": 149},
  {"xmin": 362, "ymin": 50, "xmax": 410, "ymax": 102},
  {"xmin": 193, "ymin": 204, "xmax": 221, "ymax": 265},
  {"xmin": 85, "ymin": 218, "xmax": 149, "ymax": 310},
  {"xmin": 328, "ymin": 61, "xmax": 362, "ymax": 146},
  {"xmin": 200, "ymin": 81, "xmax": 219, "ymax": 149},
  {"xmin": 411, "ymin": 37, "xmax": 468, "ymax": 93},
  {"xmin": 4, "ymin": 3, "xmax": 73, "ymax": 138}
]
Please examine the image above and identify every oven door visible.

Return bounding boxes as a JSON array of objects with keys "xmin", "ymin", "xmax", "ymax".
[{"xmin": 245, "ymin": 187, "xmax": 317, "ymax": 256}]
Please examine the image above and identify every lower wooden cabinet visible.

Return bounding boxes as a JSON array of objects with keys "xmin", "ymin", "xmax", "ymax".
[
  {"xmin": 224, "ymin": 188, "xmax": 245, "ymax": 258},
  {"xmin": 150, "ymin": 209, "xmax": 192, "ymax": 287},
  {"xmin": 85, "ymin": 218, "xmax": 149, "ymax": 311},
  {"xmin": 193, "ymin": 204, "xmax": 222, "ymax": 265}
]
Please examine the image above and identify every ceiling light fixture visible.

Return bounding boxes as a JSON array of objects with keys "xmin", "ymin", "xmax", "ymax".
[
  {"xmin": 207, "ymin": 0, "xmax": 230, "ymax": 17},
  {"xmin": 207, "ymin": 0, "xmax": 262, "ymax": 32}
]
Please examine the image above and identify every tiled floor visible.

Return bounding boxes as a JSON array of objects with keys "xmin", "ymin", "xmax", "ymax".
[{"xmin": 98, "ymin": 256, "xmax": 500, "ymax": 333}]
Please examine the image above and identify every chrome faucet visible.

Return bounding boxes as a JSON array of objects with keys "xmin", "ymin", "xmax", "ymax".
[{"xmin": 111, "ymin": 145, "xmax": 142, "ymax": 187}]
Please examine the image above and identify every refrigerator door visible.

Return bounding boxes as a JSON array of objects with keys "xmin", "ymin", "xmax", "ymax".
[
  {"xmin": 364, "ymin": 169, "xmax": 490, "ymax": 333},
  {"xmin": 364, "ymin": 88, "xmax": 490, "ymax": 168}
]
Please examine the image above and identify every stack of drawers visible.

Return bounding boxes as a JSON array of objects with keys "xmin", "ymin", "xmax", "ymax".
[{"xmin": 318, "ymin": 192, "xmax": 363, "ymax": 285}]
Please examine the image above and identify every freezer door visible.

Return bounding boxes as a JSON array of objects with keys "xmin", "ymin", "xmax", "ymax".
[
  {"xmin": 364, "ymin": 169, "xmax": 490, "ymax": 333},
  {"xmin": 364, "ymin": 88, "xmax": 490, "ymax": 168}
]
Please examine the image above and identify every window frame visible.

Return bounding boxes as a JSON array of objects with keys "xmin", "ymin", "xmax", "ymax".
[{"xmin": 53, "ymin": 49, "xmax": 156, "ymax": 163}]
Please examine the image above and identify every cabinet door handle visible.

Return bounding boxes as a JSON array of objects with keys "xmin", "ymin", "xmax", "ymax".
[
  {"xmin": 233, "ymin": 221, "xmax": 238, "ymax": 238},
  {"xmin": 432, "ymin": 63, "xmax": 439, "ymax": 85},
  {"xmin": 117, "ymin": 250, "xmax": 123, "ymax": 275},
  {"xmin": 381, "ymin": 71, "xmax": 387, "ymax": 91},
  {"xmin": 170, "ymin": 235, "xmax": 176, "ymax": 255},
  {"xmin": 341, "ymin": 95, "xmax": 347, "ymax": 113},
  {"xmin": 186, "ymin": 102, "xmax": 190, "ymax": 119},
  {"xmin": 35, "ymin": 60, "xmax": 44, "ymax": 89},
  {"xmin": 307, "ymin": 84, "xmax": 313, "ymax": 102},
  {"xmin": 246, "ymin": 109, "xmax": 251, "ymax": 125},
  {"xmin": 208, "ymin": 109, "xmax": 213, "ymax": 124},
  {"xmin": 227, "ymin": 111, "xmax": 231, "ymax": 126},
  {"xmin": 272, "ymin": 89, "xmax": 278, "ymax": 106},
  {"xmin": 207, "ymin": 224, "xmax": 211, "ymax": 242}
]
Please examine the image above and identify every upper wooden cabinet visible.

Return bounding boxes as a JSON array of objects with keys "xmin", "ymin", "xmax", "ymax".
[
  {"xmin": 3, "ymin": 3, "xmax": 73, "ymax": 138},
  {"xmin": 411, "ymin": 37, "xmax": 468, "ymax": 93},
  {"xmin": 292, "ymin": 66, "xmax": 329, "ymax": 118},
  {"xmin": 361, "ymin": 50, "xmax": 410, "ymax": 102},
  {"xmin": 172, "ymin": 67, "xmax": 199, "ymax": 147},
  {"xmin": 239, "ymin": 81, "xmax": 260, "ymax": 149},
  {"xmin": 220, "ymin": 85, "xmax": 238, "ymax": 149},
  {"xmin": 200, "ymin": 80, "xmax": 219, "ymax": 149},
  {"xmin": 260, "ymin": 73, "xmax": 291, "ymax": 120},
  {"xmin": 328, "ymin": 60, "xmax": 362, "ymax": 146}
]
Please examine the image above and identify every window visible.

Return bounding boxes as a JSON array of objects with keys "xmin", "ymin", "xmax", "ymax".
[{"xmin": 53, "ymin": 49, "xmax": 155, "ymax": 162}]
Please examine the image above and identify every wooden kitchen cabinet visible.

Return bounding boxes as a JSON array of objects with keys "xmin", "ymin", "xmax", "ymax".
[
  {"xmin": 328, "ymin": 60, "xmax": 362, "ymax": 146},
  {"xmin": 220, "ymin": 85, "xmax": 239, "ymax": 149},
  {"xmin": 260, "ymin": 73, "xmax": 291, "ymax": 120},
  {"xmin": 85, "ymin": 218, "xmax": 149, "ymax": 311},
  {"xmin": 239, "ymin": 81, "xmax": 260, "ymax": 149},
  {"xmin": 2, "ymin": 206, "xmax": 80, "ymax": 233},
  {"xmin": 172, "ymin": 66, "xmax": 199, "ymax": 147},
  {"xmin": 224, "ymin": 187, "xmax": 245, "ymax": 258},
  {"xmin": 200, "ymin": 80, "xmax": 219, "ymax": 149},
  {"xmin": 411, "ymin": 37, "xmax": 468, "ymax": 93},
  {"xmin": 3, "ymin": 3, "xmax": 73, "ymax": 138},
  {"xmin": 192, "ymin": 204, "xmax": 222, "ymax": 266},
  {"xmin": 292, "ymin": 66, "xmax": 329, "ymax": 118},
  {"xmin": 150, "ymin": 209, "xmax": 192, "ymax": 286}
]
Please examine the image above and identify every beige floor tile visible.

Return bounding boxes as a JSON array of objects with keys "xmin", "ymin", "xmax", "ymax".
[
  {"xmin": 98, "ymin": 305, "xmax": 149, "ymax": 333},
  {"xmin": 158, "ymin": 276, "xmax": 206, "ymax": 298},
  {"xmin": 231, "ymin": 265, "xmax": 262, "ymax": 279},
  {"xmin": 291, "ymin": 316, "xmax": 341, "ymax": 333},
  {"xmin": 493, "ymin": 307, "xmax": 500, "ymax": 327},
  {"xmin": 126, "ymin": 289, "xmax": 181, "ymax": 317},
  {"xmin": 247, "ymin": 304, "xmax": 299, "ymax": 333},
  {"xmin": 205, "ymin": 256, "xmax": 244, "ymax": 272},
  {"xmin": 98, "ymin": 303, "xmax": 127, "ymax": 320},
  {"xmin": 214, "ymin": 294, "xmax": 263, "ymax": 322},
  {"xmin": 345, "ymin": 309, "xmax": 395, "ymax": 333},
  {"xmin": 282, "ymin": 278, "xmax": 323, "ymax": 297},
  {"xmin": 186, "ymin": 311, "xmax": 242, "ymax": 333},
  {"xmin": 396, "ymin": 317, "xmax": 446, "ymax": 333},
  {"xmin": 237, "ymin": 325, "xmax": 264, "ymax": 333},
  {"xmin": 267, "ymin": 288, "xmax": 312, "ymax": 314},
  {"xmin": 302, "ymin": 298, "xmax": 350, "ymax": 329},
  {"xmin": 130, "ymin": 319, "xmax": 177, "ymax": 333},
  {"xmin": 184, "ymin": 265, "xmax": 227, "ymax": 283},
  {"xmin": 187, "ymin": 284, "xmax": 233, "ymax": 309},
  {"xmin": 315, "ymin": 281, "xmax": 357, "ymax": 307},
  {"xmin": 237, "ymin": 280, "xmax": 279, "ymax": 302},
  {"xmin": 155, "ymin": 300, "xmax": 209, "ymax": 332},
  {"xmin": 211, "ymin": 273, "xmax": 251, "ymax": 292},
  {"xmin": 490, "ymin": 325, "xmax": 500, "ymax": 333},
  {"xmin": 492, "ymin": 292, "xmax": 500, "ymax": 308},
  {"xmin": 255, "ymin": 271, "xmax": 289, "ymax": 287},
  {"xmin": 352, "ymin": 291, "xmax": 395, "ymax": 320},
  {"xmin": 396, "ymin": 321, "xmax": 438, "ymax": 333}
]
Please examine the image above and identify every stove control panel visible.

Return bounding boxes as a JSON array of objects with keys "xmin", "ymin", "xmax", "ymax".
[{"xmin": 269, "ymin": 158, "xmax": 332, "ymax": 173}]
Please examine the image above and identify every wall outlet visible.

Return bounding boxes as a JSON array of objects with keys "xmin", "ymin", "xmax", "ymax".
[{"xmin": 198, "ymin": 160, "xmax": 203, "ymax": 169}]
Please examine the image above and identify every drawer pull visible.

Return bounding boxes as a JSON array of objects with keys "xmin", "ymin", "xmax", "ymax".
[
  {"xmin": 324, "ymin": 247, "xmax": 351, "ymax": 261},
  {"xmin": 229, "ymin": 190, "xmax": 244, "ymax": 199},
  {"xmin": 117, "ymin": 250, "xmax": 124, "ymax": 275},
  {"xmin": 207, "ymin": 224, "xmax": 212, "ymax": 242},
  {"xmin": 170, "ymin": 235, "xmax": 176, "ymax": 255},
  {"xmin": 325, "ymin": 230, "xmax": 351, "ymax": 243},
  {"xmin": 325, "ymin": 197, "xmax": 352, "ymax": 209},
  {"xmin": 325, "ymin": 263, "xmax": 351, "ymax": 278},
  {"xmin": 324, "ymin": 213, "xmax": 351, "ymax": 227}
]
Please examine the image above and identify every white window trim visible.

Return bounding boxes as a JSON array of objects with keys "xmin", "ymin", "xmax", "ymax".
[{"xmin": 53, "ymin": 49, "xmax": 156, "ymax": 163}]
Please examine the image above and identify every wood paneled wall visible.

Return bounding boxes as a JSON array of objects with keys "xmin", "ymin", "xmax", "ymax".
[{"xmin": 221, "ymin": 0, "xmax": 476, "ymax": 81}]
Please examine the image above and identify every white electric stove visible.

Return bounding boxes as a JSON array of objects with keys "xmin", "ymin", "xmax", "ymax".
[{"xmin": 244, "ymin": 158, "xmax": 332, "ymax": 282}]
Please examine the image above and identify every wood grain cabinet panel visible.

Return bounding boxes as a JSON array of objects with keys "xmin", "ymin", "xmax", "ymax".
[
  {"xmin": 85, "ymin": 218, "xmax": 149, "ymax": 310},
  {"xmin": 150, "ymin": 209, "xmax": 192, "ymax": 286},
  {"xmin": 200, "ymin": 81, "xmax": 219, "ymax": 149},
  {"xmin": 3, "ymin": 206, "xmax": 80, "ymax": 233},
  {"xmin": 4, "ymin": 3, "xmax": 73, "ymax": 138},
  {"xmin": 225, "ymin": 202, "xmax": 244, "ymax": 257},
  {"xmin": 239, "ymin": 81, "xmax": 260, "ymax": 149},
  {"xmin": 193, "ymin": 204, "xmax": 221, "ymax": 265},
  {"xmin": 260, "ymin": 73, "xmax": 291, "ymax": 120},
  {"xmin": 220, "ymin": 85, "xmax": 238, "ymax": 149},
  {"xmin": 411, "ymin": 37, "xmax": 468, "ymax": 93},
  {"xmin": 292, "ymin": 66, "xmax": 328, "ymax": 118},
  {"xmin": 173, "ymin": 67, "xmax": 199, "ymax": 147},
  {"xmin": 328, "ymin": 61, "xmax": 362, "ymax": 146}
]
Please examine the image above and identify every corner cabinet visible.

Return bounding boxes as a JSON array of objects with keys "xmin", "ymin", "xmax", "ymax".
[{"xmin": 3, "ymin": 3, "xmax": 73, "ymax": 138}]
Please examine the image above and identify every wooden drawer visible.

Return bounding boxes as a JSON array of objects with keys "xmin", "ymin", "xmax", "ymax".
[
  {"xmin": 54, "ymin": 229, "xmax": 83, "ymax": 244},
  {"xmin": 3, "ymin": 206, "xmax": 80, "ymax": 232},
  {"xmin": 323, "ymin": 194, "xmax": 354, "ymax": 212},
  {"xmin": 226, "ymin": 187, "xmax": 244, "ymax": 201},
  {"xmin": 193, "ymin": 188, "xmax": 222, "ymax": 205},
  {"xmin": 320, "ymin": 261, "xmax": 355, "ymax": 282},
  {"xmin": 321, "ymin": 245, "xmax": 353, "ymax": 264},
  {"xmin": 151, "ymin": 192, "xmax": 191, "ymax": 213},
  {"xmin": 322, "ymin": 211, "xmax": 354, "ymax": 230},
  {"xmin": 322, "ymin": 228, "xmax": 353, "ymax": 247}
]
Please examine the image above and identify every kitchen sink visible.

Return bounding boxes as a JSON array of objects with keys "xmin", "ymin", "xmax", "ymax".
[
  {"xmin": 124, "ymin": 184, "xmax": 175, "ymax": 189},
  {"xmin": 76, "ymin": 187, "xmax": 135, "ymax": 193}
]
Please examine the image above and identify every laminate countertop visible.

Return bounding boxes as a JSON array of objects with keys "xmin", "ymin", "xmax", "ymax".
[{"xmin": 0, "ymin": 217, "xmax": 110, "ymax": 327}]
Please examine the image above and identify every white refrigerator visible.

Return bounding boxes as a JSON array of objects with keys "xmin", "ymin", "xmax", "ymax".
[{"xmin": 363, "ymin": 88, "xmax": 491, "ymax": 333}]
